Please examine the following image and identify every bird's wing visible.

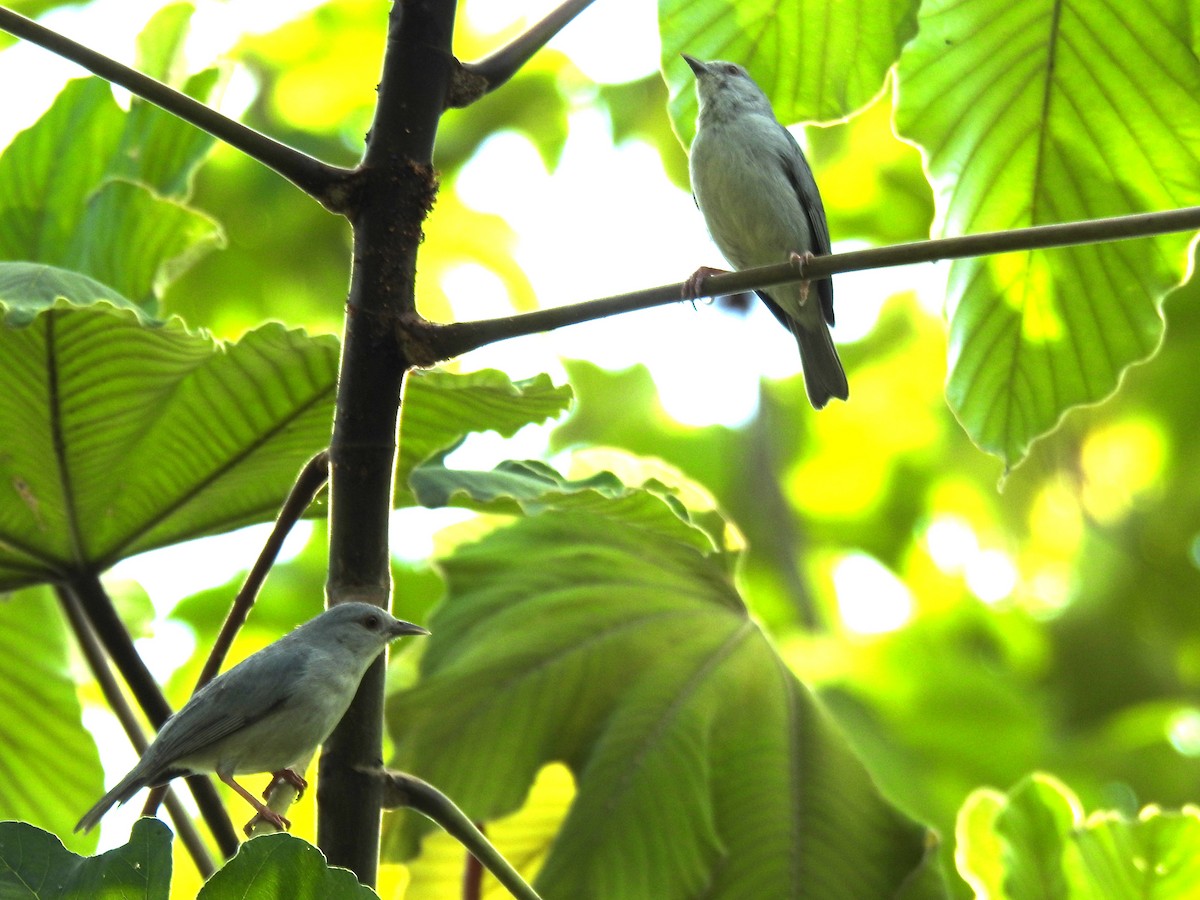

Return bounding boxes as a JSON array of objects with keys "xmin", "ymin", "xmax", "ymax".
[
  {"xmin": 775, "ymin": 126, "xmax": 836, "ymax": 326},
  {"xmin": 143, "ymin": 647, "xmax": 300, "ymax": 776}
]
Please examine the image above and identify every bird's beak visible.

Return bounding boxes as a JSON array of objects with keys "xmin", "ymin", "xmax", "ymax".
[
  {"xmin": 682, "ymin": 54, "xmax": 708, "ymax": 77},
  {"xmin": 390, "ymin": 620, "xmax": 430, "ymax": 638}
]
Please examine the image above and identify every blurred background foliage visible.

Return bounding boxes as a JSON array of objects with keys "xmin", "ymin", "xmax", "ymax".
[{"xmin": 3, "ymin": 0, "xmax": 1200, "ymax": 896}]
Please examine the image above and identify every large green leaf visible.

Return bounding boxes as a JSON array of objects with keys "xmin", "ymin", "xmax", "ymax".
[
  {"xmin": 397, "ymin": 368, "xmax": 572, "ymax": 504},
  {"xmin": 384, "ymin": 491, "xmax": 941, "ymax": 898},
  {"xmin": 0, "ymin": 818, "xmax": 170, "ymax": 899},
  {"xmin": 0, "ymin": 277, "xmax": 340, "ymax": 590},
  {"xmin": 895, "ymin": 0, "xmax": 1200, "ymax": 467},
  {"xmin": 0, "ymin": 588, "xmax": 102, "ymax": 852},
  {"xmin": 957, "ymin": 773, "xmax": 1200, "ymax": 899},
  {"xmin": 660, "ymin": 0, "xmax": 919, "ymax": 144},
  {"xmin": 196, "ymin": 834, "xmax": 378, "ymax": 899},
  {"xmin": 0, "ymin": 7, "xmax": 222, "ymax": 308}
]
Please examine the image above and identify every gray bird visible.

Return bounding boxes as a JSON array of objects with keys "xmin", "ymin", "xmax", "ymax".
[
  {"xmin": 683, "ymin": 54, "xmax": 848, "ymax": 409},
  {"xmin": 76, "ymin": 602, "xmax": 429, "ymax": 834}
]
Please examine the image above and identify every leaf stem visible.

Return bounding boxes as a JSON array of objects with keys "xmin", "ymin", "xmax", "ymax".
[{"xmin": 372, "ymin": 769, "xmax": 543, "ymax": 900}]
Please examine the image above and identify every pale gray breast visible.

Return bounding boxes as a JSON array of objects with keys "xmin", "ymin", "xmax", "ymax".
[{"xmin": 690, "ymin": 116, "xmax": 812, "ymax": 271}]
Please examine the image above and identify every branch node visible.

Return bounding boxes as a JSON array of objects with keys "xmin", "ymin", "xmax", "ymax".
[
  {"xmin": 396, "ymin": 315, "xmax": 450, "ymax": 368},
  {"xmin": 446, "ymin": 58, "xmax": 490, "ymax": 109}
]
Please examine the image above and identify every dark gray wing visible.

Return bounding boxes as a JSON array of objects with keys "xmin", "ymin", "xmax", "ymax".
[
  {"xmin": 773, "ymin": 125, "xmax": 836, "ymax": 327},
  {"xmin": 138, "ymin": 646, "xmax": 300, "ymax": 779}
]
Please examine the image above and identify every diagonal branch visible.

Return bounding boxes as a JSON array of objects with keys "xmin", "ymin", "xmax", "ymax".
[
  {"xmin": 370, "ymin": 768, "xmax": 543, "ymax": 900},
  {"xmin": 452, "ymin": 0, "xmax": 596, "ymax": 105},
  {"xmin": 66, "ymin": 571, "xmax": 241, "ymax": 857},
  {"xmin": 57, "ymin": 587, "xmax": 215, "ymax": 877},
  {"xmin": 0, "ymin": 6, "xmax": 355, "ymax": 213},
  {"xmin": 406, "ymin": 203, "xmax": 1200, "ymax": 362},
  {"xmin": 194, "ymin": 451, "xmax": 329, "ymax": 691}
]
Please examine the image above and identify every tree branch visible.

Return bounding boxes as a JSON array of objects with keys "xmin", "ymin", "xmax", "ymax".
[
  {"xmin": 319, "ymin": 0, "xmax": 455, "ymax": 884},
  {"xmin": 0, "ymin": 6, "xmax": 354, "ymax": 213},
  {"xmin": 452, "ymin": 0, "xmax": 597, "ymax": 105},
  {"xmin": 407, "ymin": 204, "xmax": 1200, "ymax": 362},
  {"xmin": 194, "ymin": 451, "xmax": 329, "ymax": 691},
  {"xmin": 369, "ymin": 768, "xmax": 543, "ymax": 900},
  {"xmin": 56, "ymin": 586, "xmax": 215, "ymax": 877},
  {"xmin": 66, "ymin": 571, "xmax": 240, "ymax": 857}
]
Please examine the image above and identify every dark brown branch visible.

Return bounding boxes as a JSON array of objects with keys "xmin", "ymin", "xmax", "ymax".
[
  {"xmin": 452, "ymin": 0, "xmax": 597, "ymax": 105},
  {"xmin": 367, "ymin": 768, "xmax": 542, "ymax": 900},
  {"xmin": 56, "ymin": 587, "xmax": 214, "ymax": 877},
  {"xmin": 0, "ymin": 7, "xmax": 354, "ymax": 213},
  {"xmin": 410, "ymin": 204, "xmax": 1200, "ymax": 362},
  {"xmin": 194, "ymin": 451, "xmax": 329, "ymax": 691},
  {"xmin": 66, "ymin": 571, "xmax": 240, "ymax": 857},
  {"xmin": 318, "ymin": 0, "xmax": 455, "ymax": 884}
]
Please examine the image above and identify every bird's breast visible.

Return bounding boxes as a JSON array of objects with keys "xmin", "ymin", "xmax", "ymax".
[{"xmin": 690, "ymin": 120, "xmax": 812, "ymax": 271}]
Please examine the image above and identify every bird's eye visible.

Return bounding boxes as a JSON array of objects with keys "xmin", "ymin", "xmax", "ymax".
[
  {"xmin": 725, "ymin": 64, "xmax": 740, "ymax": 76},
  {"xmin": 363, "ymin": 614, "xmax": 380, "ymax": 629}
]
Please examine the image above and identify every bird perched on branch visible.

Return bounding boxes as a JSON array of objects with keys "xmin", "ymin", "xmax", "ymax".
[
  {"xmin": 76, "ymin": 602, "xmax": 429, "ymax": 835},
  {"xmin": 683, "ymin": 54, "xmax": 848, "ymax": 409}
]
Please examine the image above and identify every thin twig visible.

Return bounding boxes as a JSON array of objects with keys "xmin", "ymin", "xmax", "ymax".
[
  {"xmin": 368, "ymin": 768, "xmax": 543, "ymax": 900},
  {"xmin": 453, "ymin": 0, "xmax": 597, "ymax": 104},
  {"xmin": 409, "ymin": 204, "xmax": 1200, "ymax": 362},
  {"xmin": 0, "ymin": 6, "xmax": 355, "ymax": 212},
  {"xmin": 57, "ymin": 587, "xmax": 215, "ymax": 877},
  {"xmin": 66, "ymin": 572, "xmax": 240, "ymax": 857},
  {"xmin": 194, "ymin": 450, "xmax": 330, "ymax": 691}
]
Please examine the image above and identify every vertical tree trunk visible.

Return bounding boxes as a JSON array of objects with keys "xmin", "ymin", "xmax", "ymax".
[{"xmin": 320, "ymin": 0, "xmax": 456, "ymax": 883}]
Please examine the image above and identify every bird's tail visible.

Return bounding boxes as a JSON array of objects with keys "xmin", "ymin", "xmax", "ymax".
[
  {"xmin": 793, "ymin": 319, "xmax": 849, "ymax": 410},
  {"xmin": 75, "ymin": 770, "xmax": 146, "ymax": 833}
]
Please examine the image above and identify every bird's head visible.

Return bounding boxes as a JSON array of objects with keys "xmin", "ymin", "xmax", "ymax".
[
  {"xmin": 682, "ymin": 55, "xmax": 773, "ymax": 122},
  {"xmin": 309, "ymin": 601, "xmax": 429, "ymax": 661}
]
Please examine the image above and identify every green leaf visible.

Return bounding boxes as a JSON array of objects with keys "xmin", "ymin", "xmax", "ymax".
[
  {"xmin": 995, "ymin": 775, "xmax": 1075, "ymax": 900},
  {"xmin": 0, "ymin": 818, "xmax": 171, "ymax": 899},
  {"xmin": 1072, "ymin": 806, "xmax": 1200, "ymax": 898},
  {"xmin": 0, "ymin": 284, "xmax": 340, "ymax": 591},
  {"xmin": 73, "ymin": 179, "xmax": 222, "ymax": 306},
  {"xmin": 397, "ymin": 369, "xmax": 572, "ymax": 502},
  {"xmin": 196, "ymin": 834, "xmax": 377, "ymax": 899},
  {"xmin": 0, "ymin": 47, "xmax": 221, "ymax": 306},
  {"xmin": 956, "ymin": 773, "xmax": 1200, "ymax": 899},
  {"xmin": 0, "ymin": 588, "xmax": 102, "ymax": 852},
  {"xmin": 409, "ymin": 457, "xmax": 727, "ymax": 558},
  {"xmin": 0, "ymin": 262, "xmax": 142, "ymax": 325},
  {"xmin": 385, "ymin": 502, "xmax": 941, "ymax": 898},
  {"xmin": 660, "ymin": 0, "xmax": 920, "ymax": 145},
  {"xmin": 894, "ymin": 0, "xmax": 1200, "ymax": 467}
]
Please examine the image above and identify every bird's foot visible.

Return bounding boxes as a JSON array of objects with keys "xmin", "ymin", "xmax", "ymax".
[
  {"xmin": 243, "ymin": 806, "xmax": 292, "ymax": 837},
  {"xmin": 682, "ymin": 265, "xmax": 728, "ymax": 301},
  {"xmin": 788, "ymin": 251, "xmax": 815, "ymax": 306},
  {"xmin": 264, "ymin": 768, "xmax": 308, "ymax": 800}
]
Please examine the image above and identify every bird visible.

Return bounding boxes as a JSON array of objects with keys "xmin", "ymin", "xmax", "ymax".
[
  {"xmin": 682, "ymin": 54, "xmax": 849, "ymax": 409},
  {"xmin": 75, "ymin": 602, "xmax": 429, "ymax": 835}
]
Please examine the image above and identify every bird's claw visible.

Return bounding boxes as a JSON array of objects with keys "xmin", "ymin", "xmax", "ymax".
[
  {"xmin": 683, "ymin": 265, "xmax": 727, "ymax": 301},
  {"xmin": 789, "ymin": 251, "xmax": 815, "ymax": 306},
  {"xmin": 244, "ymin": 808, "xmax": 292, "ymax": 836},
  {"xmin": 264, "ymin": 768, "xmax": 308, "ymax": 800}
]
